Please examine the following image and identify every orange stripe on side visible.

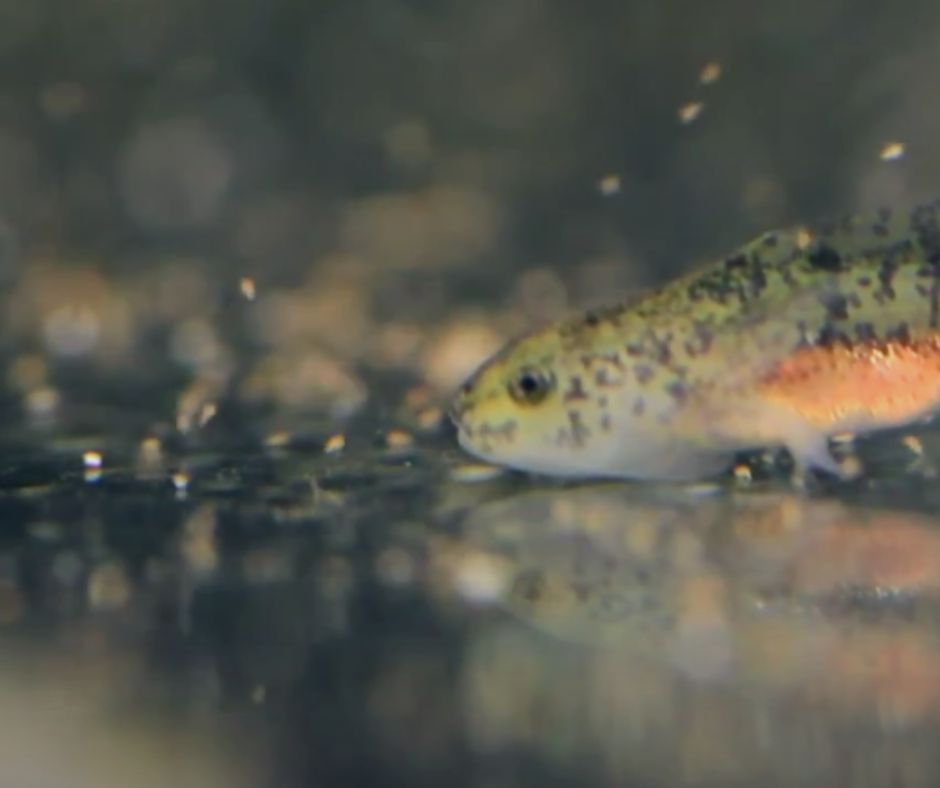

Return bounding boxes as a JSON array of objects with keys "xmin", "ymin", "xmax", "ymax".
[{"xmin": 758, "ymin": 336, "xmax": 940, "ymax": 429}]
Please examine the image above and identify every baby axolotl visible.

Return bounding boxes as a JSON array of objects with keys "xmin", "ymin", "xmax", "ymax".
[{"xmin": 450, "ymin": 203, "xmax": 940, "ymax": 481}]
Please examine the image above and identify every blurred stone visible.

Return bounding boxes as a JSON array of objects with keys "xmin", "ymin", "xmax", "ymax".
[
  {"xmin": 118, "ymin": 116, "xmax": 232, "ymax": 231},
  {"xmin": 252, "ymin": 257, "xmax": 373, "ymax": 360},
  {"xmin": 421, "ymin": 318, "xmax": 502, "ymax": 393},
  {"xmin": 7, "ymin": 354, "xmax": 47, "ymax": 391},
  {"xmin": 180, "ymin": 504, "xmax": 218, "ymax": 577},
  {"xmin": 241, "ymin": 349, "xmax": 367, "ymax": 420},
  {"xmin": 136, "ymin": 437, "xmax": 165, "ymax": 478},
  {"xmin": 339, "ymin": 184, "xmax": 503, "ymax": 270},
  {"xmin": 6, "ymin": 263, "xmax": 134, "ymax": 362},
  {"xmin": 384, "ymin": 429, "xmax": 414, "ymax": 452},
  {"xmin": 170, "ymin": 318, "xmax": 225, "ymax": 370},
  {"xmin": 87, "ymin": 561, "xmax": 132, "ymax": 612}
]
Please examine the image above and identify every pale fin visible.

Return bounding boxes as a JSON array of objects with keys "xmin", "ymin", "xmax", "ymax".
[{"xmin": 784, "ymin": 429, "xmax": 862, "ymax": 488}]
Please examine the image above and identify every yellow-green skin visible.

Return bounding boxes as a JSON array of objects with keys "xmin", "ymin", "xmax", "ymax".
[{"xmin": 451, "ymin": 203, "xmax": 940, "ymax": 480}]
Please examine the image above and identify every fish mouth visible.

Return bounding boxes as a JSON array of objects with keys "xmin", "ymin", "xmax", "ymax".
[
  {"xmin": 448, "ymin": 399, "xmax": 485, "ymax": 456},
  {"xmin": 447, "ymin": 388, "xmax": 476, "ymax": 430},
  {"xmin": 450, "ymin": 409, "xmax": 476, "ymax": 448}
]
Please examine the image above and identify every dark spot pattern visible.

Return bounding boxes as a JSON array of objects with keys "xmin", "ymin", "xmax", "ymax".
[
  {"xmin": 563, "ymin": 376, "xmax": 589, "ymax": 403},
  {"xmin": 567, "ymin": 410, "xmax": 590, "ymax": 447},
  {"xmin": 885, "ymin": 322, "xmax": 912, "ymax": 343},
  {"xmin": 464, "ymin": 201, "xmax": 940, "ymax": 465},
  {"xmin": 666, "ymin": 380, "xmax": 688, "ymax": 403},
  {"xmin": 820, "ymin": 292, "xmax": 849, "ymax": 321},
  {"xmin": 807, "ymin": 243, "xmax": 843, "ymax": 271}
]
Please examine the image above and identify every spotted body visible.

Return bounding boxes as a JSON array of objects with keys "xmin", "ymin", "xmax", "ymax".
[{"xmin": 451, "ymin": 202, "xmax": 940, "ymax": 481}]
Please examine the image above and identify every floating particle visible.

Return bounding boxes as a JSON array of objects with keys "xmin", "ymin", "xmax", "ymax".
[
  {"xmin": 265, "ymin": 430, "xmax": 292, "ymax": 448},
  {"xmin": 450, "ymin": 463, "xmax": 504, "ymax": 483},
  {"xmin": 416, "ymin": 406, "xmax": 444, "ymax": 431},
  {"xmin": 733, "ymin": 463, "xmax": 753, "ymax": 484},
  {"xmin": 239, "ymin": 276, "xmax": 257, "ymax": 301},
  {"xmin": 324, "ymin": 434, "xmax": 346, "ymax": 454},
  {"xmin": 251, "ymin": 685, "xmax": 267, "ymax": 705},
  {"xmin": 678, "ymin": 101, "xmax": 705, "ymax": 124},
  {"xmin": 198, "ymin": 402, "xmax": 218, "ymax": 428},
  {"xmin": 902, "ymin": 435, "xmax": 924, "ymax": 456},
  {"xmin": 385, "ymin": 429, "xmax": 414, "ymax": 450},
  {"xmin": 171, "ymin": 471, "xmax": 191, "ymax": 492},
  {"xmin": 176, "ymin": 380, "xmax": 223, "ymax": 432},
  {"xmin": 83, "ymin": 450, "xmax": 103, "ymax": 469},
  {"xmin": 699, "ymin": 61, "xmax": 722, "ymax": 85},
  {"xmin": 880, "ymin": 141, "xmax": 906, "ymax": 162},
  {"xmin": 796, "ymin": 227, "xmax": 813, "ymax": 250},
  {"xmin": 597, "ymin": 174, "xmax": 621, "ymax": 196}
]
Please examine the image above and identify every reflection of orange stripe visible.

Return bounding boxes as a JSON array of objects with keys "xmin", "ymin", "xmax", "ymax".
[{"xmin": 758, "ymin": 335, "xmax": 940, "ymax": 428}]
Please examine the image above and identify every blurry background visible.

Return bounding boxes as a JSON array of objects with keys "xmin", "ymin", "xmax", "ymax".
[
  {"xmin": 4, "ymin": 0, "xmax": 940, "ymax": 428},
  {"xmin": 1, "ymin": 0, "xmax": 940, "ymax": 786}
]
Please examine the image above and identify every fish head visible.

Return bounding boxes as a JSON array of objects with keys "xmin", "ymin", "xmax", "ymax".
[{"xmin": 450, "ymin": 323, "xmax": 640, "ymax": 478}]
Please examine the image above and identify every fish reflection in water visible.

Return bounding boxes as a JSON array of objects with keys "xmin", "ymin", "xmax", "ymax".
[{"xmin": 450, "ymin": 485, "xmax": 940, "ymax": 787}]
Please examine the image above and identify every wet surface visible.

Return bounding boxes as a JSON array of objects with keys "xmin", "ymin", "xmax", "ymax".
[
  {"xmin": 3, "ymin": 408, "xmax": 940, "ymax": 786},
  {"xmin": 6, "ymin": 0, "xmax": 940, "ymax": 784}
]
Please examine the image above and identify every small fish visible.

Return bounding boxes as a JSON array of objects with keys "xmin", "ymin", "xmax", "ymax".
[{"xmin": 451, "ymin": 202, "xmax": 940, "ymax": 481}]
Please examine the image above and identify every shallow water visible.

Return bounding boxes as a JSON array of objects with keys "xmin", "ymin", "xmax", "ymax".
[
  {"xmin": 5, "ymin": 0, "xmax": 940, "ymax": 784},
  {"xmin": 2, "ymin": 415, "xmax": 940, "ymax": 787}
]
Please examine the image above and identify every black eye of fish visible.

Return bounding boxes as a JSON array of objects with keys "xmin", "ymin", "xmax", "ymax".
[{"xmin": 508, "ymin": 367, "xmax": 554, "ymax": 404}]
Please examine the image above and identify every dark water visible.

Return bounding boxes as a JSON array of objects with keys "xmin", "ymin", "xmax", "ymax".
[{"xmin": 4, "ymin": 0, "xmax": 940, "ymax": 785}]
